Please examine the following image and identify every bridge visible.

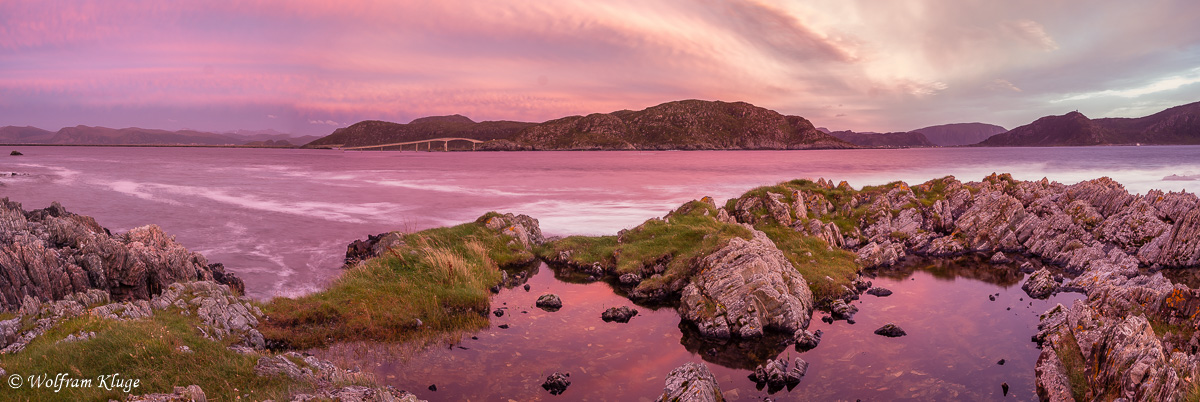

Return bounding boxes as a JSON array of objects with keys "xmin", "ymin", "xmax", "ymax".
[{"xmin": 340, "ymin": 137, "xmax": 484, "ymax": 151}]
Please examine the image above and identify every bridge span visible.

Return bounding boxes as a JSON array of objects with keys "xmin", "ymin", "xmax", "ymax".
[{"xmin": 341, "ymin": 137, "xmax": 483, "ymax": 151}]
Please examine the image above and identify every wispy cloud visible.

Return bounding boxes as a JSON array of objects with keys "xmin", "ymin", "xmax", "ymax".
[{"xmin": 1, "ymin": 0, "xmax": 1199, "ymax": 134}]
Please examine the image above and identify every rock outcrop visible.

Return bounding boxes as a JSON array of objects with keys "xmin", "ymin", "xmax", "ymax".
[
  {"xmin": 657, "ymin": 362, "xmax": 723, "ymax": 402},
  {"xmin": 0, "ymin": 199, "xmax": 243, "ymax": 311},
  {"xmin": 677, "ymin": 229, "xmax": 813, "ymax": 339},
  {"xmin": 1022, "ymin": 268, "xmax": 1058, "ymax": 299}
]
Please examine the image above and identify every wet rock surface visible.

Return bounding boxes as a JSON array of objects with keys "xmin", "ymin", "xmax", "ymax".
[
  {"xmin": 601, "ymin": 306, "xmax": 638, "ymax": 323},
  {"xmin": 658, "ymin": 362, "xmax": 723, "ymax": 402},
  {"xmin": 0, "ymin": 198, "xmax": 243, "ymax": 311},
  {"xmin": 535, "ymin": 293, "xmax": 562, "ymax": 311},
  {"xmin": 541, "ymin": 371, "xmax": 570, "ymax": 395},
  {"xmin": 748, "ymin": 357, "xmax": 808, "ymax": 391},
  {"xmin": 865, "ymin": 287, "xmax": 892, "ymax": 297},
  {"xmin": 874, "ymin": 323, "xmax": 907, "ymax": 337}
]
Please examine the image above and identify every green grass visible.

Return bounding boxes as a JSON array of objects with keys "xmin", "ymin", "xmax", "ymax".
[
  {"xmin": 538, "ymin": 201, "xmax": 752, "ymax": 298},
  {"xmin": 261, "ymin": 214, "xmax": 531, "ymax": 349},
  {"xmin": 0, "ymin": 311, "xmax": 307, "ymax": 401},
  {"xmin": 1055, "ymin": 330, "xmax": 1091, "ymax": 401},
  {"xmin": 754, "ymin": 223, "xmax": 859, "ymax": 302}
]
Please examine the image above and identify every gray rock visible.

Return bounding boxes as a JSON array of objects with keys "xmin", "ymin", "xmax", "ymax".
[
  {"xmin": 829, "ymin": 299, "xmax": 858, "ymax": 320},
  {"xmin": 618, "ymin": 273, "xmax": 642, "ymax": 285},
  {"xmin": 989, "ymin": 251, "xmax": 1012, "ymax": 264},
  {"xmin": 794, "ymin": 329, "xmax": 822, "ymax": 350},
  {"xmin": 865, "ymin": 287, "xmax": 893, "ymax": 297},
  {"xmin": 1022, "ymin": 268, "xmax": 1057, "ymax": 299},
  {"xmin": 855, "ymin": 241, "xmax": 905, "ymax": 268},
  {"xmin": 535, "ymin": 294, "xmax": 562, "ymax": 311},
  {"xmin": 541, "ymin": 371, "xmax": 570, "ymax": 395},
  {"xmin": 874, "ymin": 323, "xmax": 906, "ymax": 337},
  {"xmin": 678, "ymin": 230, "xmax": 813, "ymax": 339},
  {"xmin": 601, "ymin": 306, "xmax": 638, "ymax": 323},
  {"xmin": 125, "ymin": 385, "xmax": 207, "ymax": 402},
  {"xmin": 658, "ymin": 362, "xmax": 722, "ymax": 402}
]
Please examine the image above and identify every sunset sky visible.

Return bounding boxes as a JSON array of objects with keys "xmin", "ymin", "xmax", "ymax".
[{"xmin": 2, "ymin": 1, "xmax": 1199, "ymax": 135}]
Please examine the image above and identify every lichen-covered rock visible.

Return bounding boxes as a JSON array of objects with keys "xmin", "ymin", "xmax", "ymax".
[
  {"xmin": 484, "ymin": 213, "xmax": 545, "ymax": 250},
  {"xmin": 0, "ymin": 198, "xmax": 242, "ymax": 311},
  {"xmin": 1139, "ymin": 208, "xmax": 1200, "ymax": 267},
  {"xmin": 1022, "ymin": 268, "xmax": 1058, "ymax": 299},
  {"xmin": 855, "ymin": 241, "xmax": 905, "ymax": 268},
  {"xmin": 795, "ymin": 329, "xmax": 822, "ymax": 350},
  {"xmin": 678, "ymin": 230, "xmax": 813, "ymax": 339},
  {"xmin": 125, "ymin": 385, "xmax": 207, "ymax": 402},
  {"xmin": 657, "ymin": 362, "xmax": 723, "ymax": 402}
]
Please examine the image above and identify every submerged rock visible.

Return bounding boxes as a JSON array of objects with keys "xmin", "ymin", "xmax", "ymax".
[
  {"xmin": 601, "ymin": 306, "xmax": 638, "ymax": 323},
  {"xmin": 541, "ymin": 372, "xmax": 570, "ymax": 395},
  {"xmin": 677, "ymin": 230, "xmax": 813, "ymax": 339},
  {"xmin": 874, "ymin": 323, "xmax": 906, "ymax": 337},
  {"xmin": 658, "ymin": 362, "xmax": 722, "ymax": 402},
  {"xmin": 535, "ymin": 294, "xmax": 562, "ymax": 311},
  {"xmin": 829, "ymin": 299, "xmax": 858, "ymax": 320},
  {"xmin": 865, "ymin": 287, "xmax": 892, "ymax": 297},
  {"xmin": 1022, "ymin": 268, "xmax": 1057, "ymax": 299},
  {"xmin": 749, "ymin": 357, "xmax": 808, "ymax": 389},
  {"xmin": 794, "ymin": 329, "xmax": 822, "ymax": 351}
]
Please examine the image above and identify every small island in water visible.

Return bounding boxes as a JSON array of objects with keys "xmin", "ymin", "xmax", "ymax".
[{"xmin": 1, "ymin": 173, "xmax": 1197, "ymax": 400}]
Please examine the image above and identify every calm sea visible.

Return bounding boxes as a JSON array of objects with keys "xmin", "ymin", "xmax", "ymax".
[{"xmin": 1, "ymin": 146, "xmax": 1197, "ymax": 299}]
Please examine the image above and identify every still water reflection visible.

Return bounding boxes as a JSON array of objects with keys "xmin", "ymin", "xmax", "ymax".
[{"xmin": 314, "ymin": 258, "xmax": 1083, "ymax": 401}]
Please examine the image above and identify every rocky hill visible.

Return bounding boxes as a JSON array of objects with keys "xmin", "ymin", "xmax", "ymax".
[
  {"xmin": 501, "ymin": 100, "xmax": 854, "ymax": 150},
  {"xmin": 311, "ymin": 100, "xmax": 856, "ymax": 151},
  {"xmin": 301, "ymin": 115, "xmax": 535, "ymax": 149},
  {"xmin": 48, "ymin": 126, "xmax": 242, "ymax": 145},
  {"xmin": 910, "ymin": 123, "xmax": 1006, "ymax": 146},
  {"xmin": 0, "ymin": 126, "xmax": 55, "ymax": 143},
  {"xmin": 979, "ymin": 101, "xmax": 1200, "ymax": 146},
  {"xmin": 828, "ymin": 130, "xmax": 934, "ymax": 147}
]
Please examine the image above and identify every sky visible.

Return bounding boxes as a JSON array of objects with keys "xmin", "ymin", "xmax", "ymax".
[{"xmin": 2, "ymin": 1, "xmax": 1199, "ymax": 136}]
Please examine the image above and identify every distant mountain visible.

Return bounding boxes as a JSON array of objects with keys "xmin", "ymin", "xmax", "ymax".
[
  {"xmin": 45, "ymin": 126, "xmax": 241, "ymax": 145},
  {"xmin": 505, "ymin": 100, "xmax": 852, "ymax": 150},
  {"xmin": 305, "ymin": 100, "xmax": 854, "ymax": 151},
  {"xmin": 911, "ymin": 123, "xmax": 1006, "ymax": 146},
  {"xmin": 243, "ymin": 139, "xmax": 295, "ymax": 147},
  {"xmin": 978, "ymin": 101, "xmax": 1200, "ymax": 146},
  {"xmin": 828, "ymin": 130, "xmax": 934, "ymax": 147},
  {"xmin": 0, "ymin": 126, "xmax": 55, "ymax": 143},
  {"xmin": 302, "ymin": 115, "xmax": 535, "ymax": 149},
  {"xmin": 815, "ymin": 127, "xmax": 832, "ymax": 134}
]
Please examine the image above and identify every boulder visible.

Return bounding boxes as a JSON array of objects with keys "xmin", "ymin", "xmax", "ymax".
[
  {"xmin": 1022, "ymin": 268, "xmax": 1057, "ymax": 299},
  {"xmin": 829, "ymin": 299, "xmax": 858, "ymax": 320},
  {"xmin": 8, "ymin": 151, "xmax": 21, "ymax": 156},
  {"xmin": 874, "ymin": 323, "xmax": 906, "ymax": 337},
  {"xmin": 657, "ymin": 362, "xmax": 722, "ymax": 402},
  {"xmin": 794, "ymin": 329, "xmax": 822, "ymax": 351},
  {"xmin": 749, "ymin": 357, "xmax": 807, "ymax": 389},
  {"xmin": 601, "ymin": 306, "xmax": 638, "ymax": 323},
  {"xmin": 541, "ymin": 372, "xmax": 570, "ymax": 395},
  {"xmin": 535, "ymin": 294, "xmax": 562, "ymax": 311},
  {"xmin": 865, "ymin": 287, "xmax": 892, "ymax": 297},
  {"xmin": 989, "ymin": 252, "xmax": 1012, "ymax": 264},
  {"xmin": 677, "ymin": 230, "xmax": 813, "ymax": 339}
]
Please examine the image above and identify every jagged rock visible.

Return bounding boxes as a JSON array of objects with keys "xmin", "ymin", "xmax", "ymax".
[
  {"xmin": 829, "ymin": 299, "xmax": 858, "ymax": 320},
  {"xmin": 484, "ymin": 213, "xmax": 545, "ymax": 250},
  {"xmin": 658, "ymin": 362, "xmax": 722, "ymax": 402},
  {"xmin": 535, "ymin": 294, "xmax": 562, "ymax": 311},
  {"xmin": 749, "ymin": 357, "xmax": 807, "ymax": 388},
  {"xmin": 855, "ymin": 241, "xmax": 905, "ymax": 268},
  {"xmin": 852, "ymin": 277, "xmax": 872, "ymax": 291},
  {"xmin": 292, "ymin": 386, "xmax": 425, "ymax": 402},
  {"xmin": 866, "ymin": 287, "xmax": 892, "ymax": 297},
  {"xmin": 618, "ymin": 273, "xmax": 642, "ymax": 285},
  {"xmin": 1139, "ymin": 208, "xmax": 1200, "ymax": 267},
  {"xmin": 541, "ymin": 372, "xmax": 570, "ymax": 395},
  {"xmin": 0, "ymin": 198, "xmax": 242, "ymax": 311},
  {"xmin": 677, "ymin": 230, "xmax": 813, "ymax": 339},
  {"xmin": 344, "ymin": 231, "xmax": 405, "ymax": 265},
  {"xmin": 794, "ymin": 329, "xmax": 822, "ymax": 350},
  {"xmin": 874, "ymin": 323, "xmax": 906, "ymax": 337},
  {"xmin": 989, "ymin": 252, "xmax": 1012, "ymax": 264},
  {"xmin": 125, "ymin": 385, "xmax": 207, "ymax": 402},
  {"xmin": 1022, "ymin": 268, "xmax": 1058, "ymax": 299},
  {"xmin": 601, "ymin": 306, "xmax": 638, "ymax": 323}
]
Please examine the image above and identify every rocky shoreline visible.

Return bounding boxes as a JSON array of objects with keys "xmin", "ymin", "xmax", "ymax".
[{"xmin": 1, "ymin": 172, "xmax": 1198, "ymax": 400}]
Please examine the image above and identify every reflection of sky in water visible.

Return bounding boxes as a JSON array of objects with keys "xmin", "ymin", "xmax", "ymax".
[
  {"xmin": 0, "ymin": 146, "xmax": 1197, "ymax": 299},
  {"xmin": 315, "ymin": 260, "xmax": 1082, "ymax": 401}
]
